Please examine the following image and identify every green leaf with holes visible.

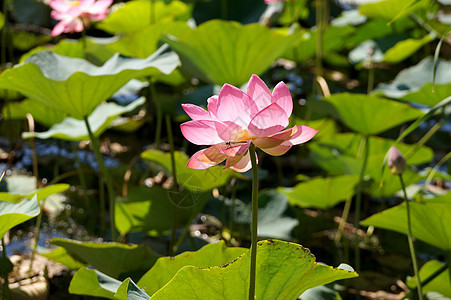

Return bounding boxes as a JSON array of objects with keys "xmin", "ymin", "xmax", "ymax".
[
  {"xmin": 162, "ymin": 20, "xmax": 297, "ymax": 86},
  {"xmin": 138, "ymin": 241, "xmax": 247, "ymax": 296},
  {"xmin": 150, "ymin": 239, "xmax": 357, "ymax": 299},
  {"xmin": 0, "ymin": 46, "xmax": 179, "ymax": 119}
]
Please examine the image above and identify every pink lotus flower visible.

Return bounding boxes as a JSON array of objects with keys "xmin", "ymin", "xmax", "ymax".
[
  {"xmin": 49, "ymin": 0, "xmax": 113, "ymax": 36},
  {"xmin": 181, "ymin": 75, "xmax": 318, "ymax": 172}
]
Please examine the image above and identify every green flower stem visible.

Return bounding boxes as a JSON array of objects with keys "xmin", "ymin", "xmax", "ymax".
[
  {"xmin": 166, "ymin": 114, "xmax": 178, "ymax": 256},
  {"xmin": 26, "ymin": 114, "xmax": 40, "ymax": 276},
  {"xmin": 404, "ymin": 262, "xmax": 448, "ymax": 299},
  {"xmin": 72, "ymin": 142, "xmax": 91, "ymax": 213},
  {"xmin": 248, "ymin": 143, "xmax": 259, "ymax": 300},
  {"xmin": 83, "ymin": 116, "xmax": 117, "ymax": 241},
  {"xmin": 399, "ymin": 174, "xmax": 423, "ymax": 300},
  {"xmin": 227, "ymin": 177, "xmax": 237, "ymax": 246},
  {"xmin": 354, "ymin": 134, "xmax": 369, "ymax": 299},
  {"xmin": 334, "ymin": 195, "xmax": 352, "ymax": 244},
  {"xmin": 29, "ymin": 200, "xmax": 44, "ymax": 276},
  {"xmin": 99, "ymin": 175, "xmax": 106, "ymax": 234},
  {"xmin": 2, "ymin": 237, "xmax": 10, "ymax": 300}
]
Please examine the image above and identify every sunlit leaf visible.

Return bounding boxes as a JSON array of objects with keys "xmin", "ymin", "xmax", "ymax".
[
  {"xmin": 383, "ymin": 34, "xmax": 434, "ymax": 63},
  {"xmin": 0, "ymin": 46, "xmax": 179, "ymax": 119},
  {"xmin": 22, "ymin": 97, "xmax": 145, "ymax": 141},
  {"xmin": 141, "ymin": 149, "xmax": 237, "ymax": 192},
  {"xmin": 374, "ymin": 56, "xmax": 451, "ymax": 106},
  {"xmin": 138, "ymin": 241, "xmax": 247, "ymax": 296},
  {"xmin": 3, "ymin": 98, "xmax": 67, "ymax": 127},
  {"xmin": 325, "ymin": 93, "xmax": 423, "ymax": 135},
  {"xmin": 39, "ymin": 247, "xmax": 85, "ymax": 270},
  {"xmin": 0, "ymin": 12, "xmax": 5, "ymax": 30},
  {"xmin": 150, "ymin": 239, "xmax": 357, "ymax": 299},
  {"xmin": 359, "ymin": 0, "xmax": 429, "ymax": 20},
  {"xmin": 108, "ymin": 22, "xmax": 191, "ymax": 58},
  {"xmin": 69, "ymin": 267, "xmax": 149, "ymax": 300},
  {"xmin": 0, "ymin": 178, "xmax": 69, "ymax": 203},
  {"xmin": 284, "ymin": 24, "xmax": 355, "ymax": 63},
  {"xmin": 0, "ymin": 195, "xmax": 40, "ymax": 239},
  {"xmin": 51, "ymin": 238, "xmax": 159, "ymax": 278},
  {"xmin": 163, "ymin": 20, "xmax": 297, "ymax": 86},
  {"xmin": 349, "ymin": 34, "xmax": 434, "ymax": 65},
  {"xmin": 361, "ymin": 201, "xmax": 451, "ymax": 251},
  {"xmin": 279, "ymin": 175, "xmax": 360, "ymax": 209},
  {"xmin": 115, "ymin": 186, "xmax": 209, "ymax": 236},
  {"xmin": 406, "ymin": 260, "xmax": 451, "ymax": 297},
  {"xmin": 98, "ymin": 0, "xmax": 190, "ymax": 34}
]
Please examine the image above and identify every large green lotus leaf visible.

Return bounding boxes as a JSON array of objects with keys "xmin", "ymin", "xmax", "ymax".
[
  {"xmin": 151, "ymin": 239, "xmax": 357, "ymax": 299},
  {"xmin": 138, "ymin": 241, "xmax": 247, "ymax": 296},
  {"xmin": 141, "ymin": 149, "xmax": 237, "ymax": 192},
  {"xmin": 162, "ymin": 20, "xmax": 298, "ymax": 86},
  {"xmin": 406, "ymin": 260, "xmax": 451, "ymax": 297},
  {"xmin": 69, "ymin": 267, "xmax": 149, "ymax": 300},
  {"xmin": 361, "ymin": 202, "xmax": 451, "ymax": 251},
  {"xmin": 0, "ymin": 182, "xmax": 69, "ymax": 203},
  {"xmin": 51, "ymin": 238, "xmax": 159, "ymax": 278},
  {"xmin": 98, "ymin": 0, "xmax": 190, "ymax": 34},
  {"xmin": 3, "ymin": 98, "xmax": 67, "ymax": 127},
  {"xmin": 359, "ymin": 0, "xmax": 429, "ymax": 20},
  {"xmin": 108, "ymin": 22, "xmax": 191, "ymax": 59},
  {"xmin": 115, "ymin": 186, "xmax": 209, "ymax": 236},
  {"xmin": 0, "ymin": 195, "xmax": 40, "ymax": 239},
  {"xmin": 0, "ymin": 46, "xmax": 179, "ymax": 119},
  {"xmin": 285, "ymin": 24, "xmax": 355, "ymax": 63},
  {"xmin": 325, "ymin": 93, "xmax": 423, "ymax": 135},
  {"xmin": 22, "ymin": 97, "xmax": 145, "ymax": 141},
  {"xmin": 374, "ymin": 57, "xmax": 451, "ymax": 106},
  {"xmin": 279, "ymin": 175, "xmax": 360, "ymax": 209}
]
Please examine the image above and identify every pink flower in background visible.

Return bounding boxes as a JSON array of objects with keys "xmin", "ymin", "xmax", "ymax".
[
  {"xmin": 181, "ymin": 75, "xmax": 318, "ymax": 172},
  {"xmin": 49, "ymin": 0, "xmax": 113, "ymax": 36}
]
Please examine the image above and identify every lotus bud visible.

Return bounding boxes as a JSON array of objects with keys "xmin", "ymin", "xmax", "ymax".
[{"xmin": 388, "ymin": 146, "xmax": 407, "ymax": 175}]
